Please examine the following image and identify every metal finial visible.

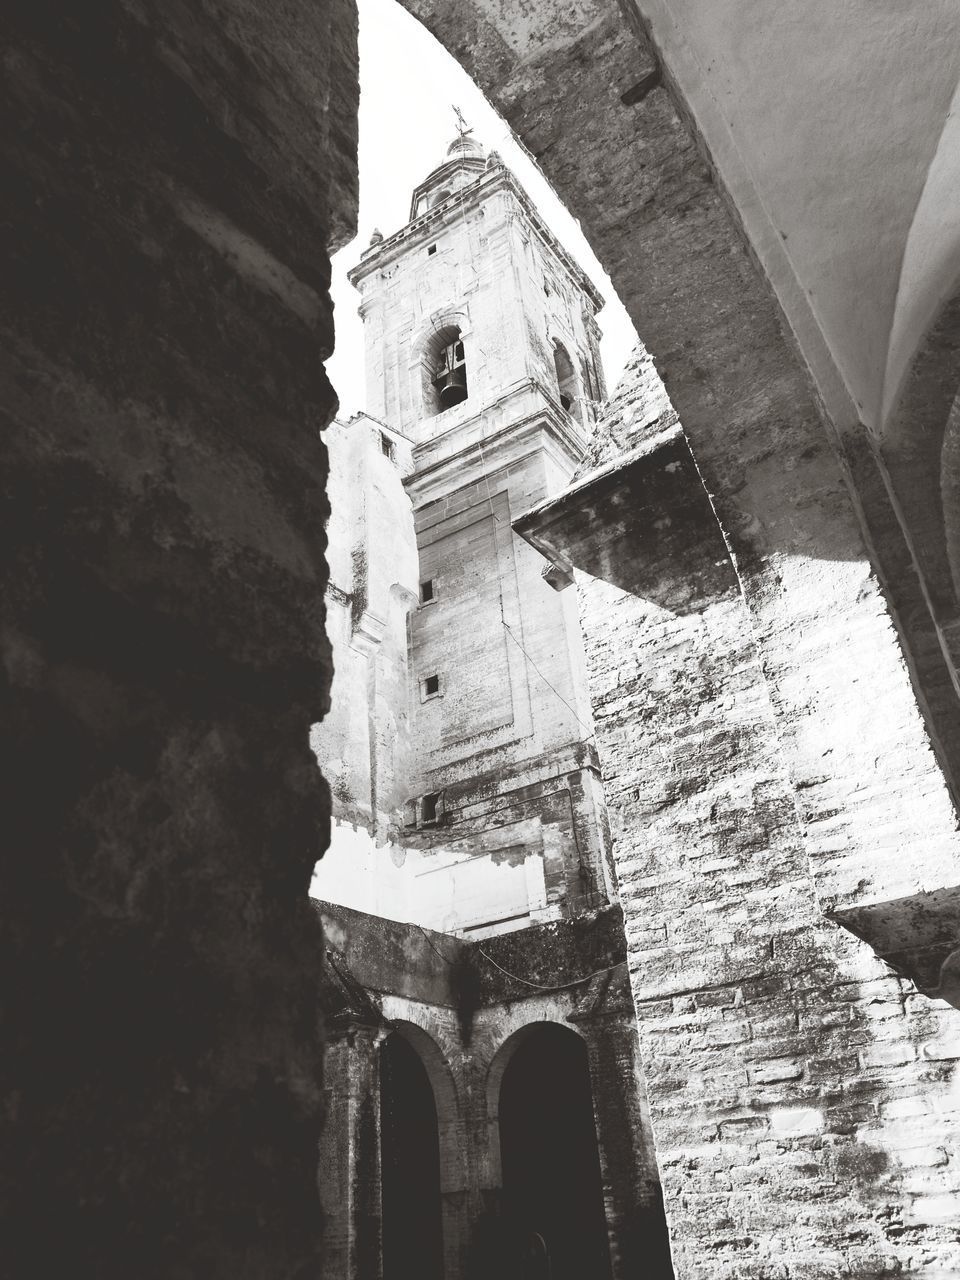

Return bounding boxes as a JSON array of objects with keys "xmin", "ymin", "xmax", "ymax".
[{"xmin": 452, "ymin": 104, "xmax": 472, "ymax": 142}]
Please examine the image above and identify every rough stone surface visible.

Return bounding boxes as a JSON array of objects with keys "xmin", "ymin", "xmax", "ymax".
[
  {"xmin": 516, "ymin": 361, "xmax": 960, "ymax": 1276},
  {"xmin": 1, "ymin": 2, "xmax": 357, "ymax": 1274},
  {"xmin": 318, "ymin": 903, "xmax": 667, "ymax": 1280}
]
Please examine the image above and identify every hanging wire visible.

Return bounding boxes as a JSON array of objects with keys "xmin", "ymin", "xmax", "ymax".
[
  {"xmin": 417, "ymin": 923, "xmax": 458, "ymax": 966},
  {"xmin": 502, "ymin": 622, "xmax": 594, "ymax": 736},
  {"xmin": 417, "ymin": 923, "xmax": 624, "ymax": 994},
  {"xmin": 475, "ymin": 948, "xmax": 624, "ymax": 993}
]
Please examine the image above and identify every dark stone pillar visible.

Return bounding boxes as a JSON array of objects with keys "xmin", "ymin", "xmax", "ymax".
[
  {"xmin": 0, "ymin": 2, "xmax": 358, "ymax": 1276},
  {"xmin": 575, "ymin": 992, "xmax": 675, "ymax": 1280},
  {"xmin": 319, "ymin": 1030, "xmax": 384, "ymax": 1280}
]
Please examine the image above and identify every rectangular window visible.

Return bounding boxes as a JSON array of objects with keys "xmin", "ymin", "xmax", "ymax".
[
  {"xmin": 380, "ymin": 432, "xmax": 394, "ymax": 460},
  {"xmin": 427, "ymin": 244, "xmax": 437, "ymax": 256},
  {"xmin": 420, "ymin": 578, "xmax": 435, "ymax": 604},
  {"xmin": 422, "ymin": 673, "xmax": 441, "ymax": 700},
  {"xmin": 421, "ymin": 792, "xmax": 441, "ymax": 824}
]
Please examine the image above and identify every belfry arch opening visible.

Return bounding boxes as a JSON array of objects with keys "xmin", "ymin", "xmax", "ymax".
[
  {"xmin": 497, "ymin": 1024, "xmax": 612, "ymax": 1280},
  {"xmin": 424, "ymin": 324, "xmax": 468, "ymax": 415},
  {"xmin": 553, "ymin": 339, "xmax": 580, "ymax": 420},
  {"xmin": 380, "ymin": 1030, "xmax": 445, "ymax": 1280}
]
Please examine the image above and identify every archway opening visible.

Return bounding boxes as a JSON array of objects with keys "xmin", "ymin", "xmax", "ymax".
[
  {"xmin": 498, "ymin": 1024, "xmax": 612, "ymax": 1280},
  {"xmin": 421, "ymin": 323, "xmax": 469, "ymax": 416},
  {"xmin": 380, "ymin": 1031, "xmax": 445, "ymax": 1280},
  {"xmin": 553, "ymin": 340, "xmax": 579, "ymax": 420}
]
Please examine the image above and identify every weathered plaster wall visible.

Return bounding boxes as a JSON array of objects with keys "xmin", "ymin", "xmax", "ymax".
[
  {"xmin": 309, "ymin": 412, "xmax": 426, "ymax": 920},
  {"xmin": 0, "ymin": 2, "xmax": 357, "ymax": 1273},
  {"xmin": 312, "ymin": 413, "xmax": 417, "ymax": 833}
]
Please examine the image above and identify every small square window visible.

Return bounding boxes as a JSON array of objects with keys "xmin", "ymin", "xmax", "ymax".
[
  {"xmin": 427, "ymin": 244, "xmax": 437, "ymax": 256},
  {"xmin": 422, "ymin": 673, "xmax": 441, "ymax": 700},
  {"xmin": 420, "ymin": 578, "xmax": 435, "ymax": 604},
  {"xmin": 380, "ymin": 432, "xmax": 394, "ymax": 460}
]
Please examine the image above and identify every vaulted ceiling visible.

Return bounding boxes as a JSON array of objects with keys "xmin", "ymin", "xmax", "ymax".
[{"xmin": 638, "ymin": 0, "xmax": 960, "ymax": 435}]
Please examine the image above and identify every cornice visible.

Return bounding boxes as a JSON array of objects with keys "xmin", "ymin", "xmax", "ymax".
[{"xmin": 348, "ymin": 166, "xmax": 604, "ymax": 315}]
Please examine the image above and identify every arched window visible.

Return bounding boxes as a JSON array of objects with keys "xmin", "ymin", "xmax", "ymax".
[
  {"xmin": 422, "ymin": 323, "xmax": 468, "ymax": 416},
  {"xmin": 553, "ymin": 341, "xmax": 579, "ymax": 420}
]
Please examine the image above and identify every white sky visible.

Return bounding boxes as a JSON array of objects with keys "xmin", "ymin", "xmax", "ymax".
[{"xmin": 326, "ymin": 0, "xmax": 638, "ymax": 420}]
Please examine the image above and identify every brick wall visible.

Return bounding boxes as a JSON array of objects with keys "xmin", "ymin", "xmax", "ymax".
[{"xmin": 564, "ymin": 451, "xmax": 960, "ymax": 1277}]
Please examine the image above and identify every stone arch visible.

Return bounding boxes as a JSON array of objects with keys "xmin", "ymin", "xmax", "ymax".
[
  {"xmin": 485, "ymin": 1018, "xmax": 585, "ymax": 1117},
  {"xmin": 387, "ymin": 1018, "xmax": 467, "ymax": 1195},
  {"xmin": 492, "ymin": 1020, "xmax": 612, "ymax": 1280},
  {"xmin": 880, "ymin": 76, "xmax": 960, "ymax": 431},
  {"xmin": 381, "ymin": 1017, "xmax": 470, "ymax": 1280},
  {"xmin": 551, "ymin": 337, "xmax": 581, "ymax": 421},
  {"xmin": 380, "ymin": 1027, "xmax": 445, "ymax": 1280},
  {"xmin": 483, "ymin": 1017, "xmax": 588, "ymax": 1187}
]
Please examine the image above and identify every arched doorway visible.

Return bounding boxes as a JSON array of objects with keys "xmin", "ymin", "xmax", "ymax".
[
  {"xmin": 498, "ymin": 1024, "xmax": 612, "ymax": 1280},
  {"xmin": 380, "ymin": 1030, "xmax": 445, "ymax": 1280}
]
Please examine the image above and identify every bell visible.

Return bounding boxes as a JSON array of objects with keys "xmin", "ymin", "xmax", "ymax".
[{"xmin": 438, "ymin": 366, "xmax": 468, "ymax": 407}]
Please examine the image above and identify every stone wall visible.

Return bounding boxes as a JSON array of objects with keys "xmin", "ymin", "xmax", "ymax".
[
  {"xmin": 319, "ymin": 903, "xmax": 670, "ymax": 1280},
  {"xmin": 0, "ymin": 2, "xmax": 357, "ymax": 1274},
  {"xmin": 517, "ymin": 426, "xmax": 960, "ymax": 1277}
]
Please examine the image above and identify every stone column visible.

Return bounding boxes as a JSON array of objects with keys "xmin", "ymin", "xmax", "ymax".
[
  {"xmin": 319, "ymin": 1028, "xmax": 385, "ymax": 1280},
  {"xmin": 0, "ymin": 2, "xmax": 358, "ymax": 1276},
  {"xmin": 575, "ymin": 986, "xmax": 675, "ymax": 1280}
]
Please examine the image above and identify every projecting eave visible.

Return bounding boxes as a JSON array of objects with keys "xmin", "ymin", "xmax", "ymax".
[
  {"xmin": 513, "ymin": 423, "xmax": 740, "ymax": 614},
  {"xmin": 830, "ymin": 886, "xmax": 960, "ymax": 1008}
]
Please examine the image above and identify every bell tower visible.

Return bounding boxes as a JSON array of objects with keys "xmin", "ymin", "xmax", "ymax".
[{"xmin": 347, "ymin": 133, "xmax": 613, "ymax": 938}]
